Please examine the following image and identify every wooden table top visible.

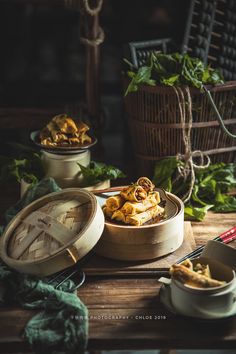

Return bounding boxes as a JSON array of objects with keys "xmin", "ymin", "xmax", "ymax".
[{"xmin": 1, "ymin": 186, "xmax": 236, "ymax": 352}]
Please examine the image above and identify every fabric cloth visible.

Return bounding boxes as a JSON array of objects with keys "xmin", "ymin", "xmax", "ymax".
[{"xmin": 0, "ymin": 178, "xmax": 88, "ymax": 354}]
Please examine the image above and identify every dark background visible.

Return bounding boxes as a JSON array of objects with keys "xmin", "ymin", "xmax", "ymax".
[{"xmin": 0, "ymin": 0, "xmax": 189, "ymax": 177}]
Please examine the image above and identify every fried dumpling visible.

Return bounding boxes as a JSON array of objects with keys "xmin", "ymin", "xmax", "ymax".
[
  {"xmin": 52, "ymin": 114, "xmax": 78, "ymax": 134},
  {"xmin": 39, "ymin": 114, "xmax": 92, "ymax": 147}
]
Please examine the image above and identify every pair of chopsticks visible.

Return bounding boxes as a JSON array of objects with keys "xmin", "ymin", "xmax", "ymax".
[
  {"xmin": 46, "ymin": 226, "xmax": 236, "ymax": 286},
  {"xmin": 177, "ymin": 225, "xmax": 236, "ymax": 264},
  {"xmin": 46, "ymin": 265, "xmax": 85, "ymax": 292}
]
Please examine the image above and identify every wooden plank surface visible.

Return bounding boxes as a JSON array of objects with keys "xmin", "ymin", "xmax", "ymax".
[
  {"xmin": 83, "ymin": 222, "xmax": 195, "ymax": 275},
  {"xmin": 0, "ymin": 212, "xmax": 236, "ymax": 352},
  {"xmin": 192, "ymin": 212, "xmax": 236, "ymax": 249},
  {"xmin": 1, "ymin": 279, "xmax": 236, "ymax": 351}
]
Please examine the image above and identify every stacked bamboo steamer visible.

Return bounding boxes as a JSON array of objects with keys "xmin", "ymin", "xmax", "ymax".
[
  {"xmin": 1, "ymin": 185, "xmax": 185, "ymax": 276},
  {"xmin": 1, "ymin": 189, "xmax": 104, "ymax": 276},
  {"xmin": 95, "ymin": 188, "xmax": 184, "ymax": 261}
]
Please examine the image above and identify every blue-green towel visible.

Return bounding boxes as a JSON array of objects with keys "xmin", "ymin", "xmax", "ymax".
[{"xmin": 0, "ymin": 178, "xmax": 88, "ymax": 354}]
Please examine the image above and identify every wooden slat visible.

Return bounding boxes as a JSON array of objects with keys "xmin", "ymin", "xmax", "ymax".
[
  {"xmin": 192, "ymin": 212, "xmax": 236, "ymax": 249},
  {"xmin": 87, "ymin": 308, "xmax": 236, "ymax": 350},
  {"xmin": 1, "ymin": 288, "xmax": 236, "ymax": 351},
  {"xmin": 1, "ymin": 206, "xmax": 236, "ymax": 351}
]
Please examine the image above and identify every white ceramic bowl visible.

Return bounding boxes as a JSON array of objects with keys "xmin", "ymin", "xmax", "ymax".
[{"xmin": 165, "ymin": 257, "xmax": 236, "ymax": 319}]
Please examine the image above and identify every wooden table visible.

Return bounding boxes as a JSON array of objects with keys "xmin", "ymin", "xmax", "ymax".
[{"xmin": 1, "ymin": 199, "xmax": 236, "ymax": 352}]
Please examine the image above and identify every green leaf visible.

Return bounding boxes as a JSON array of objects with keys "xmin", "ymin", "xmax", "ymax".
[
  {"xmin": 22, "ymin": 173, "xmax": 38, "ymax": 185},
  {"xmin": 125, "ymin": 52, "xmax": 224, "ymax": 95},
  {"xmin": 0, "ymin": 149, "xmax": 44, "ymax": 184},
  {"xmin": 192, "ymin": 185, "xmax": 208, "ymax": 206},
  {"xmin": 78, "ymin": 161, "xmax": 125, "ymax": 186},
  {"xmin": 152, "ymin": 157, "xmax": 236, "ymax": 221},
  {"xmin": 127, "ymin": 71, "xmax": 136, "ymax": 78},
  {"xmin": 213, "ymin": 194, "xmax": 236, "ymax": 212},
  {"xmin": 160, "ymin": 74, "xmax": 180, "ymax": 86},
  {"xmin": 184, "ymin": 204, "xmax": 213, "ymax": 221},
  {"xmin": 125, "ymin": 65, "xmax": 156, "ymax": 95},
  {"xmin": 152, "ymin": 157, "xmax": 179, "ymax": 192},
  {"xmin": 202, "ymin": 68, "xmax": 211, "ymax": 83},
  {"xmin": 206, "ymin": 68, "xmax": 224, "ymax": 85}
]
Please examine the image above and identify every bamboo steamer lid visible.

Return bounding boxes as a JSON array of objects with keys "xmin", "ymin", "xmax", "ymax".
[{"xmin": 1, "ymin": 188, "xmax": 104, "ymax": 276}]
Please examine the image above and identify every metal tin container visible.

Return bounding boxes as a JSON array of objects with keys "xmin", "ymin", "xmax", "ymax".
[{"xmin": 41, "ymin": 150, "xmax": 91, "ymax": 188}]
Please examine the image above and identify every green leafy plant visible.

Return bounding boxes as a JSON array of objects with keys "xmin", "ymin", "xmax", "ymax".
[
  {"xmin": 0, "ymin": 144, "xmax": 44, "ymax": 185},
  {"xmin": 78, "ymin": 161, "xmax": 125, "ymax": 186},
  {"xmin": 153, "ymin": 158, "xmax": 236, "ymax": 221},
  {"xmin": 125, "ymin": 53, "xmax": 224, "ymax": 95}
]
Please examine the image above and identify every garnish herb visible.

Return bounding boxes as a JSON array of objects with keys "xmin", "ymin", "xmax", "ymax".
[
  {"xmin": 0, "ymin": 144, "xmax": 44, "ymax": 185},
  {"xmin": 78, "ymin": 161, "xmax": 125, "ymax": 186},
  {"xmin": 125, "ymin": 53, "xmax": 224, "ymax": 96},
  {"xmin": 153, "ymin": 158, "xmax": 236, "ymax": 221}
]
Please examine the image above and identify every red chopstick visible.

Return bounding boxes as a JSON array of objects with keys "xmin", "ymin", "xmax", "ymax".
[
  {"xmin": 217, "ymin": 226, "xmax": 236, "ymax": 241},
  {"xmin": 177, "ymin": 226, "xmax": 236, "ymax": 264}
]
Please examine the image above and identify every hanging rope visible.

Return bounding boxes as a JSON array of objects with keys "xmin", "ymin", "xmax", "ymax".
[
  {"xmin": 173, "ymin": 86, "xmax": 210, "ymax": 203},
  {"xmin": 64, "ymin": 0, "xmax": 103, "ymax": 16},
  {"xmin": 64, "ymin": 0, "xmax": 105, "ymax": 47},
  {"xmin": 81, "ymin": 0, "xmax": 103, "ymax": 16},
  {"xmin": 80, "ymin": 27, "xmax": 105, "ymax": 47},
  {"xmin": 203, "ymin": 85, "xmax": 236, "ymax": 139}
]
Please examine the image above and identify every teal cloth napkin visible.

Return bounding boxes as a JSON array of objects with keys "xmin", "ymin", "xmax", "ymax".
[{"xmin": 0, "ymin": 178, "xmax": 88, "ymax": 354}]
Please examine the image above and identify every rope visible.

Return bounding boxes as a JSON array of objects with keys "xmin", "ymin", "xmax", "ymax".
[
  {"xmin": 65, "ymin": 0, "xmax": 105, "ymax": 47},
  {"xmin": 173, "ymin": 86, "xmax": 210, "ymax": 204},
  {"xmin": 65, "ymin": 0, "xmax": 103, "ymax": 16},
  {"xmin": 80, "ymin": 26, "xmax": 105, "ymax": 46},
  {"xmin": 203, "ymin": 86, "xmax": 236, "ymax": 139},
  {"xmin": 82, "ymin": 0, "xmax": 103, "ymax": 16}
]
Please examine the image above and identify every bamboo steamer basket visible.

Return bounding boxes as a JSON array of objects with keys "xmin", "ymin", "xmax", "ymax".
[
  {"xmin": 1, "ymin": 188, "xmax": 104, "ymax": 276},
  {"xmin": 94, "ymin": 190, "xmax": 184, "ymax": 261}
]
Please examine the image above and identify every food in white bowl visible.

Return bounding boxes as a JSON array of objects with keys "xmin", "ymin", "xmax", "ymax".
[
  {"xmin": 159, "ymin": 241, "xmax": 236, "ymax": 319},
  {"xmin": 171, "ymin": 258, "xmax": 235, "ymax": 317},
  {"xmin": 170, "ymin": 258, "xmax": 226, "ymax": 289}
]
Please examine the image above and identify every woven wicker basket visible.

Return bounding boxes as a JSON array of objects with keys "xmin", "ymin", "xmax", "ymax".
[
  {"xmin": 1, "ymin": 189, "xmax": 104, "ymax": 276},
  {"xmin": 124, "ymin": 81, "xmax": 236, "ymax": 176}
]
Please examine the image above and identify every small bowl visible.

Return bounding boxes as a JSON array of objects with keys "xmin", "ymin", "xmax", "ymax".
[
  {"xmin": 169, "ymin": 257, "xmax": 236, "ymax": 319},
  {"xmin": 31, "ymin": 130, "xmax": 97, "ymax": 155},
  {"xmin": 174, "ymin": 257, "xmax": 235, "ymax": 295}
]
